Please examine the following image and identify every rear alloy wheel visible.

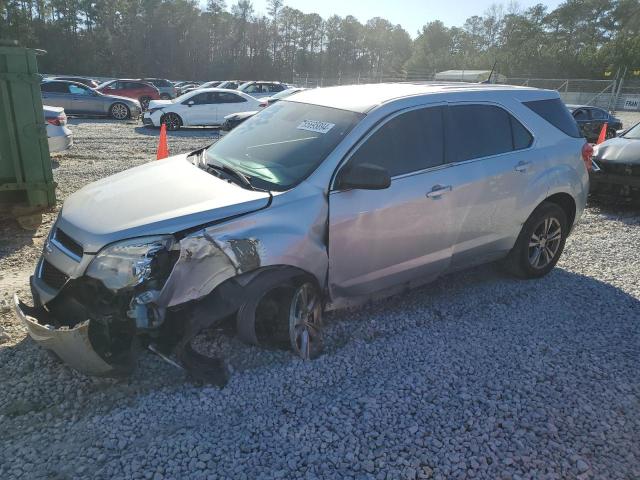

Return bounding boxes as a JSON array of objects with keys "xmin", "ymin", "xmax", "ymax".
[
  {"xmin": 161, "ymin": 113, "xmax": 182, "ymax": 131},
  {"xmin": 109, "ymin": 102, "xmax": 130, "ymax": 120},
  {"xmin": 139, "ymin": 96, "xmax": 151, "ymax": 110},
  {"xmin": 503, "ymin": 202, "xmax": 568, "ymax": 279},
  {"xmin": 528, "ymin": 217, "xmax": 563, "ymax": 270}
]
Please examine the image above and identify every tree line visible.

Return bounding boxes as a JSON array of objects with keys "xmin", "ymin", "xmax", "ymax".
[{"xmin": 1, "ymin": 0, "xmax": 639, "ymax": 81}]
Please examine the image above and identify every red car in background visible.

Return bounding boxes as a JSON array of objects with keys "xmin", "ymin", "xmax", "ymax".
[{"xmin": 95, "ymin": 79, "xmax": 161, "ymax": 110}]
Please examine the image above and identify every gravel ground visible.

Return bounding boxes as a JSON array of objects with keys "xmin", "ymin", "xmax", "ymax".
[{"xmin": 1, "ymin": 118, "xmax": 639, "ymax": 480}]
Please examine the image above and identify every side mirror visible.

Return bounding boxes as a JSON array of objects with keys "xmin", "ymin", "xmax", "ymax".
[
  {"xmin": 187, "ymin": 100, "xmax": 195, "ymax": 107},
  {"xmin": 335, "ymin": 163, "xmax": 391, "ymax": 191}
]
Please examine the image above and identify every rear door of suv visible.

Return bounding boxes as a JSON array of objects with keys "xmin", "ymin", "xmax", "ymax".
[{"xmin": 444, "ymin": 102, "xmax": 538, "ymax": 269}]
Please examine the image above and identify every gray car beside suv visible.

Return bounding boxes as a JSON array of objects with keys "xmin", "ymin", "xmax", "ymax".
[
  {"xmin": 15, "ymin": 83, "xmax": 590, "ymax": 382},
  {"xmin": 41, "ymin": 80, "xmax": 142, "ymax": 119}
]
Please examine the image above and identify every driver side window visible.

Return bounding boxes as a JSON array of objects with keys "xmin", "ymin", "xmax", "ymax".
[
  {"xmin": 347, "ymin": 106, "xmax": 445, "ymax": 178},
  {"xmin": 69, "ymin": 84, "xmax": 89, "ymax": 95}
]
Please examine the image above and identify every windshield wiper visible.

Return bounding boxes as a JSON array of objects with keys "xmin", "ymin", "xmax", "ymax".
[{"xmin": 206, "ymin": 161, "xmax": 255, "ymax": 190}]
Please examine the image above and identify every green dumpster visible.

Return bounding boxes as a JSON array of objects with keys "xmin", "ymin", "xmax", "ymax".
[{"xmin": 0, "ymin": 39, "xmax": 55, "ymax": 225}]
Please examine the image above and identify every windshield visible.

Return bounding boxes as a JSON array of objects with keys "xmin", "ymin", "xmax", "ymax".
[
  {"xmin": 205, "ymin": 101, "xmax": 364, "ymax": 191},
  {"xmin": 623, "ymin": 122, "xmax": 640, "ymax": 139}
]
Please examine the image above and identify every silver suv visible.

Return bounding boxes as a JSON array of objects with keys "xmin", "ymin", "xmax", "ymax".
[{"xmin": 14, "ymin": 83, "xmax": 590, "ymax": 382}]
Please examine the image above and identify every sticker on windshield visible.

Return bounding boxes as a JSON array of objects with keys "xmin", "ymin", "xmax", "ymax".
[{"xmin": 297, "ymin": 120, "xmax": 335, "ymax": 134}]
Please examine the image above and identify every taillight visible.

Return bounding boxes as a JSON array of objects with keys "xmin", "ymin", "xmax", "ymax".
[
  {"xmin": 259, "ymin": 101, "xmax": 267, "ymax": 108},
  {"xmin": 581, "ymin": 142, "xmax": 593, "ymax": 172},
  {"xmin": 46, "ymin": 113, "xmax": 66, "ymax": 126}
]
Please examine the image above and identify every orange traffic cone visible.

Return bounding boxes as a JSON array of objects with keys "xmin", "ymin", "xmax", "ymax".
[
  {"xmin": 157, "ymin": 123, "xmax": 169, "ymax": 160},
  {"xmin": 596, "ymin": 122, "xmax": 608, "ymax": 145}
]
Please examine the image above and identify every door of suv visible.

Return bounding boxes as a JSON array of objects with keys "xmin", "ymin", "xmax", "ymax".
[
  {"xmin": 444, "ymin": 103, "xmax": 538, "ymax": 269},
  {"xmin": 328, "ymin": 104, "xmax": 460, "ymax": 298}
]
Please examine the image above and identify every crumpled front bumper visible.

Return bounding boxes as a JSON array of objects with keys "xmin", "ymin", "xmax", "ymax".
[{"xmin": 13, "ymin": 294, "xmax": 116, "ymax": 376}]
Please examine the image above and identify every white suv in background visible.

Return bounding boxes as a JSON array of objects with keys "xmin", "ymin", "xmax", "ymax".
[{"xmin": 143, "ymin": 88, "xmax": 262, "ymax": 130}]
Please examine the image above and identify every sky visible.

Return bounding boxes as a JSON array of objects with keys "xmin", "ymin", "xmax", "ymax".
[{"xmin": 235, "ymin": 0, "xmax": 565, "ymax": 38}]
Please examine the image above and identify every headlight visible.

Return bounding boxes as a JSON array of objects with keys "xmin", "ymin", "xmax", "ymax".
[{"xmin": 86, "ymin": 236, "xmax": 174, "ymax": 291}]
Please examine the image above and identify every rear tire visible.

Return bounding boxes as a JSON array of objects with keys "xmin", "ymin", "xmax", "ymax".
[
  {"xmin": 503, "ymin": 202, "xmax": 568, "ymax": 279},
  {"xmin": 109, "ymin": 102, "xmax": 130, "ymax": 120},
  {"xmin": 160, "ymin": 112, "xmax": 182, "ymax": 131}
]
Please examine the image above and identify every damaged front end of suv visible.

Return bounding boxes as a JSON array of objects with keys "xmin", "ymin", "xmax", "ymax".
[{"xmin": 14, "ymin": 145, "xmax": 331, "ymax": 384}]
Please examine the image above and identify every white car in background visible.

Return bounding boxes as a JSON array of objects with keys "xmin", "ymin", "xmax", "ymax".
[
  {"xmin": 44, "ymin": 105, "xmax": 73, "ymax": 154},
  {"xmin": 143, "ymin": 88, "xmax": 262, "ymax": 130},
  {"xmin": 238, "ymin": 81, "xmax": 288, "ymax": 99}
]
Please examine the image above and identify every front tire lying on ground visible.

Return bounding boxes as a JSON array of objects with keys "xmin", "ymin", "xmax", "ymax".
[
  {"xmin": 503, "ymin": 201, "xmax": 568, "ymax": 279},
  {"xmin": 109, "ymin": 102, "xmax": 130, "ymax": 120},
  {"xmin": 161, "ymin": 112, "xmax": 182, "ymax": 131}
]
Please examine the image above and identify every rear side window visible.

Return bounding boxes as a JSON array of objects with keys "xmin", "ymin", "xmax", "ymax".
[
  {"xmin": 216, "ymin": 92, "xmax": 246, "ymax": 103},
  {"xmin": 41, "ymin": 82, "xmax": 69, "ymax": 93},
  {"xmin": 511, "ymin": 116, "xmax": 533, "ymax": 150},
  {"xmin": 448, "ymin": 104, "xmax": 530, "ymax": 163},
  {"xmin": 523, "ymin": 98, "xmax": 581, "ymax": 138},
  {"xmin": 349, "ymin": 106, "xmax": 445, "ymax": 177},
  {"xmin": 148, "ymin": 79, "xmax": 170, "ymax": 87}
]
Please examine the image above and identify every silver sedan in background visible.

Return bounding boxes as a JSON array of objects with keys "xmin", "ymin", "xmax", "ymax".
[{"xmin": 40, "ymin": 80, "xmax": 142, "ymax": 120}]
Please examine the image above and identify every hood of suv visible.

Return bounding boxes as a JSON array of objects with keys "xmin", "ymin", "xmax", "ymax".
[{"xmin": 57, "ymin": 155, "xmax": 270, "ymax": 253}]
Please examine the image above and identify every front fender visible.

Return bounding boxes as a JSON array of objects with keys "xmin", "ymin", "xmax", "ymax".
[{"xmin": 156, "ymin": 188, "xmax": 328, "ymax": 308}]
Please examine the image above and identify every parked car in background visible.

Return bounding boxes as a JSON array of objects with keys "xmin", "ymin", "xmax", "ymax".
[
  {"xmin": 44, "ymin": 105, "xmax": 73, "ymax": 154},
  {"xmin": 176, "ymin": 82, "xmax": 201, "ymax": 96},
  {"xmin": 590, "ymin": 121, "xmax": 640, "ymax": 198},
  {"xmin": 221, "ymin": 87, "xmax": 306, "ymax": 132},
  {"xmin": 141, "ymin": 78, "xmax": 177, "ymax": 100},
  {"xmin": 567, "ymin": 105, "xmax": 622, "ymax": 143},
  {"xmin": 50, "ymin": 76, "xmax": 100, "ymax": 88},
  {"xmin": 261, "ymin": 87, "xmax": 306, "ymax": 106},
  {"xmin": 41, "ymin": 80, "xmax": 142, "ymax": 120},
  {"xmin": 95, "ymin": 79, "xmax": 160, "ymax": 110},
  {"xmin": 16, "ymin": 83, "xmax": 590, "ymax": 381},
  {"xmin": 197, "ymin": 81, "xmax": 223, "ymax": 89},
  {"xmin": 238, "ymin": 81, "xmax": 287, "ymax": 98},
  {"xmin": 220, "ymin": 110, "xmax": 258, "ymax": 133},
  {"xmin": 216, "ymin": 80, "xmax": 246, "ymax": 90},
  {"xmin": 143, "ymin": 88, "xmax": 262, "ymax": 130}
]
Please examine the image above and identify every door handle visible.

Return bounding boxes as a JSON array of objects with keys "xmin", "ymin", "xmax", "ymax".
[
  {"xmin": 426, "ymin": 185, "xmax": 452, "ymax": 198},
  {"xmin": 514, "ymin": 161, "xmax": 531, "ymax": 173}
]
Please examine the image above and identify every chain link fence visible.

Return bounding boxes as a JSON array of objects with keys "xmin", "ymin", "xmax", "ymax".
[{"xmin": 292, "ymin": 72, "xmax": 640, "ymax": 113}]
